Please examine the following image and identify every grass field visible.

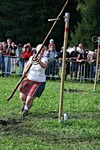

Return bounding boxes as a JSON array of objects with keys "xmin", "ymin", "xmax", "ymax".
[{"xmin": 0, "ymin": 76, "xmax": 100, "ymax": 150}]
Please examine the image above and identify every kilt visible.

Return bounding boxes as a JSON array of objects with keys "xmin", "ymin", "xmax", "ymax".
[{"xmin": 19, "ymin": 78, "xmax": 46, "ymax": 97}]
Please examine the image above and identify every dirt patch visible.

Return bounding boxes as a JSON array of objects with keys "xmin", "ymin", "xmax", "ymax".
[
  {"xmin": 64, "ymin": 88, "xmax": 86, "ymax": 93},
  {"xmin": 0, "ymin": 118, "xmax": 21, "ymax": 126}
]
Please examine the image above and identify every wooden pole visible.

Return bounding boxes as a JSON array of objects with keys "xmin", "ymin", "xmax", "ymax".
[
  {"xmin": 93, "ymin": 37, "xmax": 100, "ymax": 91},
  {"xmin": 58, "ymin": 13, "xmax": 70, "ymax": 121}
]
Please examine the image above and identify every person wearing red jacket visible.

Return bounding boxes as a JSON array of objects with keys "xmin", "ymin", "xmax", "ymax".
[{"xmin": 22, "ymin": 44, "xmax": 33, "ymax": 67}]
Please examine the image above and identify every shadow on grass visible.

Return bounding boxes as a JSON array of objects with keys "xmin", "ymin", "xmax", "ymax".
[
  {"xmin": 0, "ymin": 110, "xmax": 100, "ymax": 126},
  {"xmin": 30, "ymin": 110, "xmax": 59, "ymax": 119}
]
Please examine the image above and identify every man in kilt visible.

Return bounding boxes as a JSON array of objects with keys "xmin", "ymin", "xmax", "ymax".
[{"xmin": 19, "ymin": 44, "xmax": 48, "ymax": 117}]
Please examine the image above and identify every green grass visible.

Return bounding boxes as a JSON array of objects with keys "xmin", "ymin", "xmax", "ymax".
[{"xmin": 0, "ymin": 76, "xmax": 100, "ymax": 150}]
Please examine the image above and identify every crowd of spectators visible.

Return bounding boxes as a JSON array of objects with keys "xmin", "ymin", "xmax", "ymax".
[
  {"xmin": 57, "ymin": 43, "xmax": 100, "ymax": 82},
  {"xmin": 0, "ymin": 38, "xmax": 36, "ymax": 76},
  {"xmin": 0, "ymin": 38, "xmax": 100, "ymax": 82}
]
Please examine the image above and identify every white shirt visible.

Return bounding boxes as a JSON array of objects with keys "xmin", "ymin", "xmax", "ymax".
[
  {"xmin": 77, "ymin": 47, "xmax": 85, "ymax": 54},
  {"xmin": 27, "ymin": 56, "xmax": 48, "ymax": 82}
]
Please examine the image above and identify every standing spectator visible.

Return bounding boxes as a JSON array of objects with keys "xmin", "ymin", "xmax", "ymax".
[
  {"xmin": 3, "ymin": 38, "xmax": 12, "ymax": 77},
  {"xmin": 77, "ymin": 49, "xmax": 89, "ymax": 82},
  {"xmin": 77, "ymin": 43, "xmax": 84, "ymax": 53},
  {"xmin": 48, "ymin": 39, "xmax": 56, "ymax": 49},
  {"xmin": 70, "ymin": 45, "xmax": 79, "ymax": 81},
  {"xmin": 22, "ymin": 44, "xmax": 33, "ymax": 67},
  {"xmin": 77, "ymin": 43, "xmax": 84, "ymax": 79},
  {"xmin": 45, "ymin": 43, "xmax": 57, "ymax": 80},
  {"xmin": 58, "ymin": 46, "xmax": 70, "ymax": 80},
  {"xmin": 16, "ymin": 44, "xmax": 24, "ymax": 76},
  {"xmin": 2, "ymin": 42, "xmax": 7, "ymax": 51},
  {"xmin": 90, "ymin": 49, "xmax": 100, "ymax": 81},
  {"xmin": 10, "ymin": 42, "xmax": 17, "ymax": 73},
  {"xmin": 0, "ymin": 44, "xmax": 4, "ymax": 76}
]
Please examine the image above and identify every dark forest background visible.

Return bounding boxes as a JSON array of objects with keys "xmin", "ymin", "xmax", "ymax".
[{"xmin": 0, "ymin": 0, "xmax": 100, "ymax": 51}]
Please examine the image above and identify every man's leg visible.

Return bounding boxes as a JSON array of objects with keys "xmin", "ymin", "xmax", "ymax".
[
  {"xmin": 20, "ymin": 92, "xmax": 26, "ymax": 111},
  {"xmin": 23, "ymin": 95, "xmax": 35, "ymax": 117}
]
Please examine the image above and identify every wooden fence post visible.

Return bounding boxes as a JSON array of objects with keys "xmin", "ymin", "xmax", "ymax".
[
  {"xmin": 58, "ymin": 13, "xmax": 70, "ymax": 121},
  {"xmin": 93, "ymin": 37, "xmax": 100, "ymax": 91}
]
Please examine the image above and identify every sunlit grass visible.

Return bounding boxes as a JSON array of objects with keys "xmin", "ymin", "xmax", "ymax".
[{"xmin": 0, "ymin": 76, "xmax": 100, "ymax": 150}]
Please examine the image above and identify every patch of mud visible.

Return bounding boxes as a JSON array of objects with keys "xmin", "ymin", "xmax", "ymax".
[
  {"xmin": 0, "ymin": 118, "xmax": 21, "ymax": 126},
  {"xmin": 64, "ymin": 88, "xmax": 86, "ymax": 93}
]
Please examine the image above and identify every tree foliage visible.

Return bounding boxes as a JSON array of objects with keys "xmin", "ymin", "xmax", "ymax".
[
  {"xmin": 0, "ymin": 0, "xmax": 78, "ymax": 49},
  {"xmin": 70, "ymin": 0, "xmax": 100, "ymax": 50}
]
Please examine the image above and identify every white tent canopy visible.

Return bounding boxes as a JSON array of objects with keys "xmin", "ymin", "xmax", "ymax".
[{"xmin": 67, "ymin": 47, "xmax": 94, "ymax": 55}]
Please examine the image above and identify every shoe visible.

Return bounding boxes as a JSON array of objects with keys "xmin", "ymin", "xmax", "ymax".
[
  {"xmin": 22, "ymin": 110, "xmax": 28, "ymax": 117},
  {"xmin": 21, "ymin": 103, "xmax": 25, "ymax": 112}
]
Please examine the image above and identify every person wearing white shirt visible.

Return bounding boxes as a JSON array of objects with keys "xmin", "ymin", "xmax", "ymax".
[{"xmin": 19, "ymin": 44, "xmax": 48, "ymax": 117}]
